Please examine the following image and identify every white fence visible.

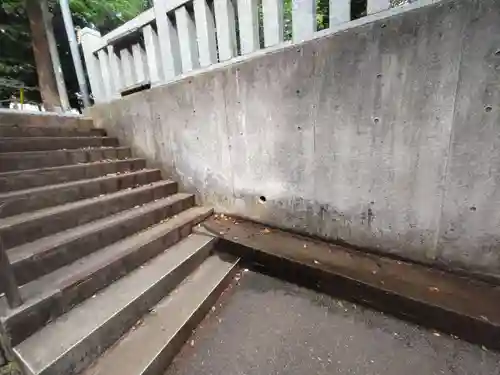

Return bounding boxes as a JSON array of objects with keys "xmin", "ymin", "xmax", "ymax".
[{"xmin": 81, "ymin": 0, "xmax": 408, "ymax": 103}]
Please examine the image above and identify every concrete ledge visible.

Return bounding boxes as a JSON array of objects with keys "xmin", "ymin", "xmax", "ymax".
[{"xmin": 202, "ymin": 215, "xmax": 500, "ymax": 352}]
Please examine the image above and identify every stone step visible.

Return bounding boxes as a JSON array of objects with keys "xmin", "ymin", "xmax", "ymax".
[
  {"xmin": 0, "ymin": 180, "xmax": 178, "ymax": 249},
  {"xmin": 0, "ymin": 169, "xmax": 162, "ymax": 218},
  {"xmin": 7, "ymin": 194, "xmax": 197, "ymax": 286},
  {"xmin": 14, "ymin": 233, "xmax": 220, "ymax": 375},
  {"xmin": 0, "ymin": 112, "xmax": 93, "ymax": 129},
  {"xmin": 0, "ymin": 158, "xmax": 146, "ymax": 192},
  {"xmin": 82, "ymin": 252, "xmax": 238, "ymax": 375},
  {"xmin": 2, "ymin": 214, "xmax": 214, "ymax": 346},
  {"xmin": 0, "ymin": 136, "xmax": 119, "ymax": 153},
  {"xmin": 0, "ymin": 126, "xmax": 106, "ymax": 138},
  {"xmin": 203, "ymin": 216, "xmax": 500, "ymax": 352},
  {"xmin": 0, "ymin": 147, "xmax": 131, "ymax": 172}
]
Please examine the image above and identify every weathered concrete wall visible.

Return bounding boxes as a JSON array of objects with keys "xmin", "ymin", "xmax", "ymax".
[{"xmin": 90, "ymin": 0, "xmax": 500, "ymax": 280}]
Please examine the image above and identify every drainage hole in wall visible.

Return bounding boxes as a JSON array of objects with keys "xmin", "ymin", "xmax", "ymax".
[
  {"xmin": 373, "ymin": 117, "xmax": 380, "ymax": 124},
  {"xmin": 259, "ymin": 196, "xmax": 267, "ymax": 203},
  {"xmin": 485, "ymin": 105, "xmax": 493, "ymax": 113}
]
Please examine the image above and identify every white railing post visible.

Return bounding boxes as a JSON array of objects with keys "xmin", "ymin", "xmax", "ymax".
[
  {"xmin": 143, "ymin": 25, "xmax": 164, "ymax": 85},
  {"xmin": 367, "ymin": 0, "xmax": 390, "ymax": 14},
  {"xmin": 214, "ymin": 0, "xmax": 237, "ymax": 61},
  {"xmin": 120, "ymin": 48, "xmax": 136, "ymax": 88},
  {"xmin": 292, "ymin": 0, "xmax": 316, "ymax": 43},
  {"xmin": 194, "ymin": 0, "xmax": 218, "ymax": 67},
  {"xmin": 237, "ymin": 0, "xmax": 259, "ymax": 54},
  {"xmin": 97, "ymin": 49, "xmax": 113, "ymax": 101},
  {"xmin": 107, "ymin": 45, "xmax": 124, "ymax": 97},
  {"xmin": 153, "ymin": 0, "xmax": 181, "ymax": 81},
  {"xmin": 176, "ymin": 6, "xmax": 200, "ymax": 72},
  {"xmin": 262, "ymin": 0, "xmax": 283, "ymax": 47},
  {"xmin": 330, "ymin": 0, "xmax": 351, "ymax": 26},
  {"xmin": 132, "ymin": 43, "xmax": 149, "ymax": 83},
  {"xmin": 80, "ymin": 28, "xmax": 105, "ymax": 103}
]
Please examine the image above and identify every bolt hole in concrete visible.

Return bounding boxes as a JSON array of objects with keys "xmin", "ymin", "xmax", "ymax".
[
  {"xmin": 485, "ymin": 105, "xmax": 493, "ymax": 113},
  {"xmin": 259, "ymin": 196, "xmax": 267, "ymax": 203},
  {"xmin": 374, "ymin": 117, "xmax": 380, "ymax": 124},
  {"xmin": 495, "ymin": 49, "xmax": 500, "ymax": 56}
]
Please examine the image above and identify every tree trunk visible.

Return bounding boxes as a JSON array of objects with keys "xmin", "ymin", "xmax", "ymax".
[{"xmin": 25, "ymin": 0, "xmax": 61, "ymax": 111}]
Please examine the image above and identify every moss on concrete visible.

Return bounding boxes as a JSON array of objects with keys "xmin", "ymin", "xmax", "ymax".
[{"xmin": 0, "ymin": 363, "xmax": 22, "ymax": 375}]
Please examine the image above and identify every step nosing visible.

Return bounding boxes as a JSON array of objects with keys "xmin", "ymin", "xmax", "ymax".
[
  {"xmin": 82, "ymin": 254, "xmax": 238, "ymax": 375},
  {"xmin": 0, "ymin": 169, "xmax": 161, "ymax": 199},
  {"xmin": 2, "ymin": 213, "xmax": 210, "ymax": 319},
  {"xmin": 7, "ymin": 194, "xmax": 197, "ymax": 263},
  {"xmin": 0, "ymin": 158, "xmax": 144, "ymax": 177},
  {"xmin": 14, "ymin": 236, "xmax": 208, "ymax": 373},
  {"xmin": 0, "ymin": 147, "xmax": 129, "ymax": 158},
  {"xmin": 0, "ymin": 136, "xmax": 116, "ymax": 140},
  {"xmin": 0, "ymin": 179, "xmax": 176, "ymax": 229}
]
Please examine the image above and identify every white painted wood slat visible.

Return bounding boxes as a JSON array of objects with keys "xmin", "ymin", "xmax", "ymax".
[
  {"xmin": 120, "ymin": 48, "xmax": 136, "ymax": 88},
  {"xmin": 153, "ymin": 0, "xmax": 181, "ymax": 81},
  {"xmin": 176, "ymin": 6, "xmax": 200, "ymax": 72},
  {"xmin": 214, "ymin": 0, "xmax": 237, "ymax": 61},
  {"xmin": 238, "ymin": 0, "xmax": 259, "ymax": 54},
  {"xmin": 292, "ymin": 0, "xmax": 316, "ymax": 43},
  {"xmin": 330, "ymin": 0, "xmax": 351, "ymax": 26},
  {"xmin": 132, "ymin": 43, "xmax": 148, "ymax": 83},
  {"xmin": 367, "ymin": 0, "xmax": 390, "ymax": 15},
  {"xmin": 107, "ymin": 45, "xmax": 124, "ymax": 96},
  {"xmin": 194, "ymin": 0, "xmax": 218, "ymax": 67},
  {"xmin": 80, "ymin": 28, "xmax": 105, "ymax": 102},
  {"xmin": 97, "ymin": 49, "xmax": 113, "ymax": 100},
  {"xmin": 143, "ymin": 25, "xmax": 164, "ymax": 85},
  {"xmin": 262, "ymin": 0, "xmax": 284, "ymax": 47}
]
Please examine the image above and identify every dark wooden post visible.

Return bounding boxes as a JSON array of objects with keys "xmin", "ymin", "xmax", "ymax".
[
  {"xmin": 0, "ymin": 203, "xmax": 22, "ymax": 309},
  {"xmin": 25, "ymin": 0, "xmax": 62, "ymax": 111}
]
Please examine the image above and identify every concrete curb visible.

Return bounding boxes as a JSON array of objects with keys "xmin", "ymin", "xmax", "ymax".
[{"xmin": 204, "ymin": 215, "xmax": 500, "ymax": 352}]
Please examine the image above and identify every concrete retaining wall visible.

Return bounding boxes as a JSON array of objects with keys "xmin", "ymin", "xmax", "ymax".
[{"xmin": 90, "ymin": 0, "xmax": 500, "ymax": 281}]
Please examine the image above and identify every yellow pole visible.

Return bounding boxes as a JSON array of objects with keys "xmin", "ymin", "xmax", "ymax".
[{"xmin": 20, "ymin": 87, "xmax": 25, "ymax": 110}]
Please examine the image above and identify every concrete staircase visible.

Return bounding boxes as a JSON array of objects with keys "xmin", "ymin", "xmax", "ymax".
[{"xmin": 0, "ymin": 117, "xmax": 238, "ymax": 375}]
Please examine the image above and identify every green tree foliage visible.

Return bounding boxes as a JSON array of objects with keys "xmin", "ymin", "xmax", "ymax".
[
  {"xmin": 0, "ymin": 0, "xmax": 150, "ymax": 108},
  {"xmin": 0, "ymin": 2, "xmax": 36, "ymax": 106}
]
